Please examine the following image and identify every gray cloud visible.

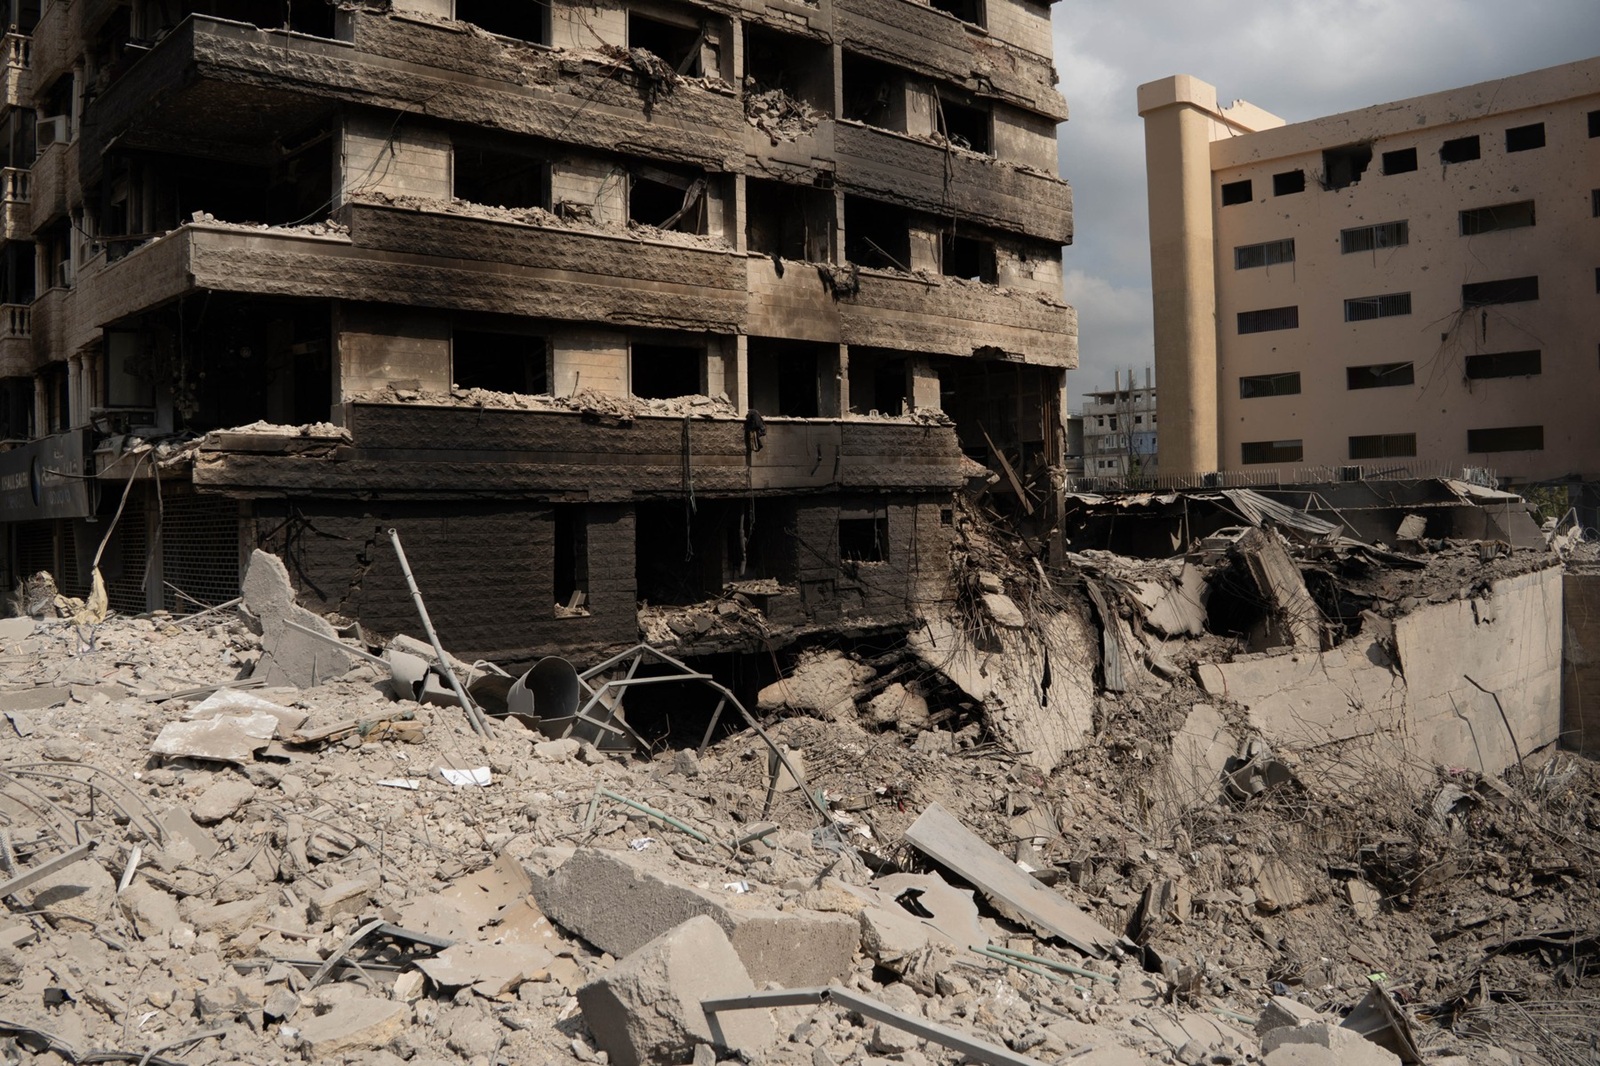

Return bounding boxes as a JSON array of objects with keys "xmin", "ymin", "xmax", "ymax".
[{"xmin": 1050, "ymin": 1, "xmax": 1600, "ymax": 397}]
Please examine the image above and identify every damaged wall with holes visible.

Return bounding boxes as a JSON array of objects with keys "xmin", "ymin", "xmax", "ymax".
[{"xmin": 0, "ymin": 0, "xmax": 1076, "ymax": 655}]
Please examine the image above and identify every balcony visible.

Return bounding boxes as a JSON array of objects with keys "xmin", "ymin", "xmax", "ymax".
[
  {"xmin": 1, "ymin": 167, "xmax": 29, "ymax": 242},
  {"xmin": 0, "ymin": 303, "xmax": 30, "ymax": 377},
  {"xmin": 2, "ymin": 33, "xmax": 30, "ymax": 109},
  {"xmin": 193, "ymin": 403, "xmax": 969, "ymax": 499}
]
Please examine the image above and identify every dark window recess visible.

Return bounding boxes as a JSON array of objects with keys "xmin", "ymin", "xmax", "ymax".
[
  {"xmin": 1462, "ymin": 276, "xmax": 1538, "ymax": 306},
  {"xmin": 839, "ymin": 515, "xmax": 889, "ymax": 562},
  {"xmin": 1440, "ymin": 135, "xmax": 1480, "ymax": 163},
  {"xmin": 1347, "ymin": 362, "xmax": 1415, "ymax": 389},
  {"xmin": 456, "ymin": 0, "xmax": 548, "ymax": 44},
  {"xmin": 1382, "ymin": 147, "xmax": 1417, "ymax": 174},
  {"xmin": 747, "ymin": 337, "xmax": 821, "ymax": 417},
  {"xmin": 744, "ymin": 23, "xmax": 832, "ymax": 113},
  {"xmin": 1321, "ymin": 143, "xmax": 1371, "ymax": 189},
  {"xmin": 942, "ymin": 233, "xmax": 997, "ymax": 283},
  {"xmin": 454, "ymin": 144, "xmax": 547, "ymax": 210},
  {"xmin": 629, "ymin": 168, "xmax": 708, "ymax": 233},
  {"xmin": 631, "ymin": 343, "xmax": 702, "ymax": 399},
  {"xmin": 1237, "ymin": 306, "xmax": 1299, "ymax": 334},
  {"xmin": 1460, "ymin": 200, "xmax": 1535, "ymax": 235},
  {"xmin": 928, "ymin": 0, "xmax": 984, "ymax": 27},
  {"xmin": 1273, "ymin": 170, "xmax": 1305, "ymax": 195},
  {"xmin": 1468, "ymin": 425, "xmax": 1543, "ymax": 453},
  {"xmin": 1240, "ymin": 439, "xmax": 1303, "ymax": 465},
  {"xmin": 844, "ymin": 197, "xmax": 911, "ymax": 270},
  {"xmin": 1341, "ymin": 220, "xmax": 1408, "ymax": 254},
  {"xmin": 1235, "ymin": 238, "xmax": 1294, "ymax": 270},
  {"xmin": 1465, "ymin": 350, "xmax": 1541, "ymax": 379},
  {"xmin": 552, "ymin": 506, "xmax": 589, "ymax": 615},
  {"xmin": 629, "ymin": 12, "xmax": 702, "ymax": 75},
  {"xmin": 1349, "ymin": 433, "xmax": 1417, "ymax": 460},
  {"xmin": 1220, "ymin": 179, "xmax": 1252, "ymax": 206},
  {"xmin": 842, "ymin": 52, "xmax": 906, "ymax": 131},
  {"xmin": 453, "ymin": 330, "xmax": 547, "ymax": 394},
  {"xmin": 1591, "ymin": 110, "xmax": 1600, "ymax": 137},
  {"xmin": 1592, "ymin": 189, "xmax": 1600, "ymax": 217},
  {"xmin": 746, "ymin": 178, "xmax": 831, "ymax": 262},
  {"xmin": 1505, "ymin": 122, "xmax": 1545, "ymax": 152},
  {"xmin": 1344, "ymin": 292, "xmax": 1412, "ymax": 322},
  {"xmin": 1239, "ymin": 372, "xmax": 1301, "ymax": 398},
  {"xmin": 937, "ymin": 95, "xmax": 991, "ymax": 154},
  {"xmin": 1595, "ymin": 265, "xmax": 1600, "ymax": 294}
]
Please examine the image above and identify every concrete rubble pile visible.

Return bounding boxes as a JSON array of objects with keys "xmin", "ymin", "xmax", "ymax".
[{"xmin": 1, "ymin": 487, "xmax": 1596, "ymax": 1066}]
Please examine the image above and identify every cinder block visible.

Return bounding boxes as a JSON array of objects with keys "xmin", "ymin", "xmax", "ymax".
[{"xmin": 531, "ymin": 848, "xmax": 857, "ymax": 987}]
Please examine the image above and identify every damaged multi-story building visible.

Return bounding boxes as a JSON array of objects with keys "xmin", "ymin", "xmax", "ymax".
[{"xmin": 0, "ymin": 0, "xmax": 1076, "ymax": 669}]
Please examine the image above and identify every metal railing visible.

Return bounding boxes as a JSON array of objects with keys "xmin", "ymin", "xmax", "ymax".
[{"xmin": 1068, "ymin": 460, "xmax": 1500, "ymax": 495}]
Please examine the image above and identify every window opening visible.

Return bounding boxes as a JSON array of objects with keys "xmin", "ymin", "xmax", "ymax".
[
  {"xmin": 1341, "ymin": 220, "xmax": 1408, "ymax": 254},
  {"xmin": 454, "ymin": 142, "xmax": 547, "ymax": 210},
  {"xmin": 1220, "ymin": 179, "xmax": 1251, "ymax": 206},
  {"xmin": 1344, "ymin": 292, "xmax": 1412, "ymax": 322},
  {"xmin": 1349, "ymin": 433, "xmax": 1416, "ymax": 460},
  {"xmin": 936, "ymin": 95, "xmax": 991, "ymax": 154},
  {"xmin": 1346, "ymin": 362, "xmax": 1414, "ymax": 389},
  {"xmin": 630, "ymin": 342, "xmax": 702, "ymax": 399},
  {"xmin": 456, "ymin": 0, "xmax": 548, "ymax": 44},
  {"xmin": 844, "ymin": 197, "xmax": 911, "ymax": 271},
  {"xmin": 1237, "ymin": 306, "xmax": 1298, "ymax": 334},
  {"xmin": 1238, "ymin": 372, "xmax": 1300, "ymax": 398},
  {"xmin": 453, "ymin": 330, "xmax": 547, "ymax": 394},
  {"xmin": 1382, "ymin": 147, "xmax": 1417, "ymax": 174},
  {"xmin": 1460, "ymin": 200, "xmax": 1535, "ymax": 235},
  {"xmin": 628, "ymin": 12, "xmax": 703, "ymax": 75},
  {"xmin": 928, "ymin": 0, "xmax": 983, "ymax": 27},
  {"xmin": 628, "ymin": 166, "xmax": 708, "ymax": 234},
  {"xmin": 1467, "ymin": 426, "xmax": 1543, "ymax": 452},
  {"xmin": 746, "ymin": 337, "xmax": 821, "ymax": 417},
  {"xmin": 553, "ymin": 506, "xmax": 590, "ymax": 616},
  {"xmin": 1234, "ymin": 238, "xmax": 1294, "ymax": 270},
  {"xmin": 1462, "ymin": 276, "xmax": 1538, "ymax": 307},
  {"xmin": 1465, "ymin": 350, "xmax": 1540, "ymax": 379},
  {"xmin": 841, "ymin": 52, "xmax": 906, "ymax": 131},
  {"xmin": 1591, "ymin": 110, "xmax": 1600, "ymax": 137},
  {"xmin": 1241, "ymin": 440, "xmax": 1302, "ymax": 465},
  {"xmin": 1504, "ymin": 122, "xmax": 1544, "ymax": 152},
  {"xmin": 1273, "ymin": 170, "xmax": 1305, "ymax": 195},
  {"xmin": 1439, "ymin": 135, "xmax": 1480, "ymax": 164},
  {"xmin": 941, "ymin": 232, "xmax": 997, "ymax": 283},
  {"xmin": 745, "ymin": 178, "xmax": 831, "ymax": 262},
  {"xmin": 1321, "ymin": 144, "xmax": 1371, "ymax": 189},
  {"xmin": 839, "ymin": 515, "xmax": 888, "ymax": 562},
  {"xmin": 743, "ymin": 23, "xmax": 831, "ymax": 113}
]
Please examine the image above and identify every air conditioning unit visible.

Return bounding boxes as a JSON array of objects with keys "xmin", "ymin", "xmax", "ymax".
[
  {"xmin": 54, "ymin": 261, "xmax": 73, "ymax": 288},
  {"xmin": 36, "ymin": 115, "xmax": 69, "ymax": 148}
]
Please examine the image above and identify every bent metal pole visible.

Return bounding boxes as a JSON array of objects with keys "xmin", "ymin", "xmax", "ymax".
[{"xmin": 386, "ymin": 528, "xmax": 492, "ymax": 739}]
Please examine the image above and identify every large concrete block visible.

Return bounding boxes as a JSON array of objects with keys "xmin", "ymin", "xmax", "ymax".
[
  {"xmin": 530, "ymin": 848, "xmax": 857, "ymax": 986},
  {"xmin": 242, "ymin": 549, "xmax": 352, "ymax": 689},
  {"xmin": 578, "ymin": 915, "xmax": 774, "ymax": 1066},
  {"xmin": 293, "ymin": 997, "xmax": 409, "ymax": 1056},
  {"xmin": 1261, "ymin": 1023, "xmax": 1400, "ymax": 1066}
]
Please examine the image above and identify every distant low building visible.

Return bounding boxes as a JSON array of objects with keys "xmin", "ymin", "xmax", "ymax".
[{"xmin": 1078, "ymin": 369, "xmax": 1157, "ymax": 483}]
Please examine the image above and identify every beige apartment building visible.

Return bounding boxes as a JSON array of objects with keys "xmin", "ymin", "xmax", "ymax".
[{"xmin": 1138, "ymin": 58, "xmax": 1600, "ymax": 490}]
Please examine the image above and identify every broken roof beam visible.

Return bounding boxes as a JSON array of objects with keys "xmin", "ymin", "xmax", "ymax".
[{"xmin": 1234, "ymin": 527, "xmax": 1325, "ymax": 650}]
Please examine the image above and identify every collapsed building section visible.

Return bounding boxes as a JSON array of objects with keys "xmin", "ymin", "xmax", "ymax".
[{"xmin": 0, "ymin": 0, "xmax": 1077, "ymax": 661}]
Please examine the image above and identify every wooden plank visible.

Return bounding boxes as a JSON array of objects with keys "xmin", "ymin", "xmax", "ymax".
[{"xmin": 904, "ymin": 803, "xmax": 1117, "ymax": 957}]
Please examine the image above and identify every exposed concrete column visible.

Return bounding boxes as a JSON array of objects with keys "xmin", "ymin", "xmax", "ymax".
[
  {"xmin": 731, "ymin": 335, "xmax": 747, "ymax": 414},
  {"xmin": 908, "ymin": 357, "xmax": 940, "ymax": 411},
  {"xmin": 830, "ymin": 345, "xmax": 849, "ymax": 418},
  {"xmin": 67, "ymin": 355, "xmax": 81, "ymax": 426},
  {"xmin": 33, "ymin": 373, "xmax": 46, "ymax": 435},
  {"xmin": 1138, "ymin": 75, "xmax": 1222, "ymax": 476}
]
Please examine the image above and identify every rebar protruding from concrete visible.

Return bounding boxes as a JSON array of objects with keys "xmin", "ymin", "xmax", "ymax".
[{"xmin": 385, "ymin": 528, "xmax": 492, "ymax": 740}]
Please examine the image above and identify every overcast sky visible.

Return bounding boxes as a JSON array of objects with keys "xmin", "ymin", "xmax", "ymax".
[{"xmin": 1049, "ymin": 1, "xmax": 1600, "ymax": 399}]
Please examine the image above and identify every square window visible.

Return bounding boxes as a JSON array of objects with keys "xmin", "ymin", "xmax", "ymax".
[
  {"xmin": 1220, "ymin": 179, "xmax": 1252, "ymax": 206},
  {"xmin": 839, "ymin": 515, "xmax": 888, "ymax": 562}
]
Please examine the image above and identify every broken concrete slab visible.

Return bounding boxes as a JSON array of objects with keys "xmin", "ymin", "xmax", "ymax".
[
  {"xmin": 191, "ymin": 778, "xmax": 257, "ymax": 824},
  {"xmin": 903, "ymin": 803, "xmax": 1117, "ymax": 957},
  {"xmin": 1234, "ymin": 527, "xmax": 1325, "ymax": 650},
  {"xmin": 415, "ymin": 941, "xmax": 554, "ymax": 998},
  {"xmin": 292, "ymin": 997, "xmax": 409, "ymax": 1056},
  {"xmin": 577, "ymin": 915, "xmax": 774, "ymax": 1066},
  {"xmin": 1161, "ymin": 703, "xmax": 1236, "ymax": 812},
  {"xmin": 184, "ymin": 689, "xmax": 309, "ymax": 735},
  {"xmin": 0, "ymin": 684, "xmax": 74, "ymax": 712},
  {"xmin": 308, "ymin": 871, "xmax": 381, "ymax": 924},
  {"xmin": 149, "ymin": 712, "xmax": 279, "ymax": 765},
  {"xmin": 1256, "ymin": 995, "xmax": 1326, "ymax": 1036},
  {"xmin": 1131, "ymin": 560, "xmax": 1209, "ymax": 638},
  {"xmin": 242, "ymin": 548, "xmax": 352, "ymax": 689},
  {"xmin": 21, "ymin": 856, "xmax": 116, "ymax": 927},
  {"xmin": 756, "ymin": 649, "xmax": 873, "ymax": 722},
  {"xmin": 530, "ymin": 848, "xmax": 858, "ymax": 987},
  {"xmin": 1261, "ymin": 1022, "xmax": 1401, "ymax": 1066}
]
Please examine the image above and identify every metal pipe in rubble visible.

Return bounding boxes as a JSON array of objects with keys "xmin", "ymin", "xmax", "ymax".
[{"xmin": 386, "ymin": 528, "xmax": 492, "ymax": 740}]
